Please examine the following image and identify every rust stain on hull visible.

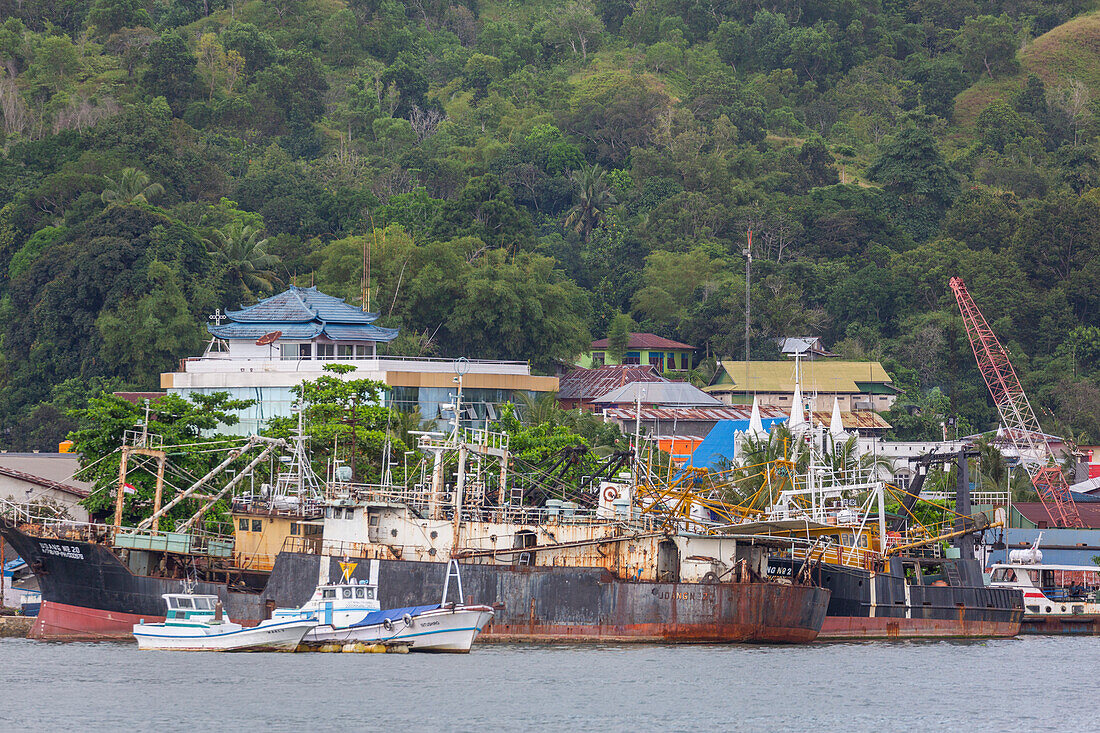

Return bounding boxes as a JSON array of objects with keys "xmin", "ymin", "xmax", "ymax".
[
  {"xmin": 818, "ymin": 617, "xmax": 1020, "ymax": 640},
  {"xmin": 481, "ymin": 582, "xmax": 830, "ymax": 644}
]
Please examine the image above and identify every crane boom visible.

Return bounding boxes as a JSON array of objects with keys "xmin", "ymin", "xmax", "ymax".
[{"xmin": 949, "ymin": 276, "xmax": 1082, "ymax": 528}]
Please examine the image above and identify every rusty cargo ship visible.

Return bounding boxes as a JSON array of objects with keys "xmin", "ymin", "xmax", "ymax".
[{"xmin": 0, "ymin": 426, "xmax": 830, "ymax": 643}]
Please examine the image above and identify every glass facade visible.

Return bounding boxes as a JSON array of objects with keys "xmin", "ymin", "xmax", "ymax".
[{"xmin": 172, "ymin": 384, "xmax": 538, "ymax": 435}]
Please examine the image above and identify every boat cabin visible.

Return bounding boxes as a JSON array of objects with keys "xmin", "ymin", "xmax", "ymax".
[
  {"xmin": 232, "ymin": 511, "xmax": 323, "ymax": 571},
  {"xmin": 989, "ymin": 563, "xmax": 1100, "ymax": 612},
  {"xmin": 161, "ymin": 594, "xmax": 221, "ymax": 622},
  {"xmin": 300, "ymin": 581, "xmax": 380, "ymax": 612}
]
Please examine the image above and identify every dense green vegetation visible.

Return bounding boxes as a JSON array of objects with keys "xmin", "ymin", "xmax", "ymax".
[{"xmin": 2, "ymin": 0, "xmax": 1100, "ymax": 452}]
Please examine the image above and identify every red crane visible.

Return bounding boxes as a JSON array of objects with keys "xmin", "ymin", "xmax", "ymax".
[{"xmin": 949, "ymin": 276, "xmax": 1083, "ymax": 528}]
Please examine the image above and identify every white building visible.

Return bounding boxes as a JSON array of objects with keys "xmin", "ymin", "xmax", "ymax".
[
  {"xmin": 161, "ymin": 286, "xmax": 557, "ymax": 433},
  {"xmin": 0, "ymin": 453, "xmax": 91, "ymax": 522}
]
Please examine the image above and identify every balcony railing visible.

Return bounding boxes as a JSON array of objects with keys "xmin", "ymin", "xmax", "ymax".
[{"xmin": 178, "ymin": 355, "xmax": 531, "ymax": 375}]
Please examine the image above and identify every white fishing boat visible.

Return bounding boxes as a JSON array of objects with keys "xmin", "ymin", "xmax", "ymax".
[
  {"xmin": 132, "ymin": 593, "xmax": 316, "ymax": 651},
  {"xmin": 275, "ymin": 560, "xmax": 493, "ymax": 653},
  {"xmin": 988, "ymin": 534, "xmax": 1100, "ymax": 634}
]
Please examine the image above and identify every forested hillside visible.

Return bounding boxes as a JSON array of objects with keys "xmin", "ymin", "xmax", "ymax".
[{"xmin": 1, "ymin": 0, "xmax": 1099, "ymax": 450}]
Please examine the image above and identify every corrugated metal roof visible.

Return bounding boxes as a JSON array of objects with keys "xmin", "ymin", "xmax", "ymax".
[
  {"xmin": 558, "ymin": 365, "xmax": 668, "ymax": 401},
  {"xmin": 601, "ymin": 406, "xmax": 788, "ymax": 421},
  {"xmin": 0, "ymin": 454, "xmax": 92, "ymax": 498},
  {"xmin": 707, "ymin": 360, "xmax": 894, "ymax": 393},
  {"xmin": 600, "ymin": 406, "xmax": 890, "ymax": 430},
  {"xmin": 1014, "ymin": 502, "xmax": 1100, "ymax": 528},
  {"xmin": 777, "ymin": 337, "xmax": 833, "ymax": 355},
  {"xmin": 592, "ymin": 381, "xmax": 722, "ymax": 406},
  {"xmin": 809, "ymin": 410, "xmax": 893, "ymax": 430},
  {"xmin": 590, "ymin": 332, "xmax": 694, "ymax": 350},
  {"xmin": 226, "ymin": 286, "xmax": 379, "ymax": 324}
]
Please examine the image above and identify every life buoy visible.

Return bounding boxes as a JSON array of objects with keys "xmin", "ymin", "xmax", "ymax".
[
  {"xmin": 383, "ymin": 618, "xmax": 394, "ymax": 631},
  {"xmin": 603, "ymin": 485, "xmax": 618, "ymax": 503},
  {"xmin": 402, "ymin": 613, "xmax": 414, "ymax": 627}
]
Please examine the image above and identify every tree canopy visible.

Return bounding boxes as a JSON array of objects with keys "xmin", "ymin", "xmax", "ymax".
[{"xmin": 0, "ymin": 0, "xmax": 1098, "ymax": 450}]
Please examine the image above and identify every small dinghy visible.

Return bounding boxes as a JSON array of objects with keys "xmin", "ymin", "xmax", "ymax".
[
  {"xmin": 132, "ymin": 593, "xmax": 316, "ymax": 652},
  {"xmin": 276, "ymin": 560, "xmax": 493, "ymax": 653}
]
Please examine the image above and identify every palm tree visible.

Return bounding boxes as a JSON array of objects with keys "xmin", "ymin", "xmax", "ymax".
[
  {"xmin": 207, "ymin": 222, "xmax": 283, "ymax": 299},
  {"xmin": 564, "ymin": 163, "xmax": 617, "ymax": 240},
  {"xmin": 515, "ymin": 391, "xmax": 562, "ymax": 426},
  {"xmin": 101, "ymin": 167, "xmax": 165, "ymax": 205},
  {"xmin": 722, "ymin": 424, "xmax": 807, "ymax": 510},
  {"xmin": 388, "ymin": 407, "xmax": 427, "ymax": 452}
]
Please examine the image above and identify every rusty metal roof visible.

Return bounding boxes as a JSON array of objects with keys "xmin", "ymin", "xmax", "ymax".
[
  {"xmin": 558, "ymin": 365, "xmax": 668, "ymax": 401},
  {"xmin": 1014, "ymin": 502, "xmax": 1100, "ymax": 528},
  {"xmin": 809, "ymin": 410, "xmax": 892, "ymax": 430}
]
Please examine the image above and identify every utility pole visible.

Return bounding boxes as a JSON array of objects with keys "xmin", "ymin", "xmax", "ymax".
[{"xmin": 744, "ymin": 230, "xmax": 752, "ymax": 402}]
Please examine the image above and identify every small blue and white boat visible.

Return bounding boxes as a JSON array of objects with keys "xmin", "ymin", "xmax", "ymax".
[
  {"xmin": 132, "ymin": 594, "xmax": 316, "ymax": 652},
  {"xmin": 275, "ymin": 561, "xmax": 493, "ymax": 653}
]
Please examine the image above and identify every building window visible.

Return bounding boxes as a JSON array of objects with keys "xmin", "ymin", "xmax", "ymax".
[
  {"xmin": 337, "ymin": 344, "xmax": 354, "ymax": 358},
  {"xmin": 280, "ymin": 343, "xmax": 298, "ymax": 360},
  {"xmin": 317, "ymin": 343, "xmax": 335, "ymax": 360},
  {"xmin": 251, "ymin": 519, "xmax": 262, "ymax": 532},
  {"xmin": 623, "ymin": 351, "xmax": 641, "ymax": 365},
  {"xmin": 680, "ymin": 353, "xmax": 690, "ymax": 370},
  {"xmin": 591, "ymin": 352, "xmax": 605, "ymax": 367},
  {"xmin": 356, "ymin": 344, "xmax": 371, "ymax": 358},
  {"xmin": 238, "ymin": 518, "xmax": 248, "ymax": 531},
  {"xmin": 299, "ymin": 343, "xmax": 312, "ymax": 359},
  {"xmin": 649, "ymin": 353, "xmax": 665, "ymax": 371}
]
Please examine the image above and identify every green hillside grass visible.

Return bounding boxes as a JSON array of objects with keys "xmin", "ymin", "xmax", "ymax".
[{"xmin": 955, "ymin": 10, "xmax": 1100, "ymax": 128}]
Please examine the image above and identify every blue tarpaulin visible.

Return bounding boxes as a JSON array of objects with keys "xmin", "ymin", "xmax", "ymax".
[
  {"xmin": 685, "ymin": 418, "xmax": 787, "ymax": 470},
  {"xmin": 350, "ymin": 604, "xmax": 440, "ymax": 628}
]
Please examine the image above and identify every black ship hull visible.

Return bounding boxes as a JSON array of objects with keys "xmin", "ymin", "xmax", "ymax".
[
  {"xmin": 1, "ymin": 519, "xmax": 830, "ymax": 643},
  {"xmin": 769, "ymin": 556, "xmax": 1023, "ymax": 639}
]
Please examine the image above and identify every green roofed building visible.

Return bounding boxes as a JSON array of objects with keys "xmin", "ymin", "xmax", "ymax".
[{"xmin": 704, "ymin": 360, "xmax": 900, "ymax": 411}]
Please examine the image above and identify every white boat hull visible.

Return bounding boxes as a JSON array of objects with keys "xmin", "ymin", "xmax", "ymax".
[
  {"xmin": 304, "ymin": 606, "xmax": 494, "ymax": 653},
  {"xmin": 133, "ymin": 619, "xmax": 315, "ymax": 652}
]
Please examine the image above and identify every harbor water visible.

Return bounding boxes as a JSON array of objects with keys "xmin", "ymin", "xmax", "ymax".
[{"xmin": 0, "ymin": 636, "xmax": 1093, "ymax": 731}]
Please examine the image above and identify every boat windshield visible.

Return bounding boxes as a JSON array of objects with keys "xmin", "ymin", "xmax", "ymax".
[
  {"xmin": 193, "ymin": 597, "xmax": 216, "ymax": 610},
  {"xmin": 990, "ymin": 568, "xmax": 1016, "ymax": 583}
]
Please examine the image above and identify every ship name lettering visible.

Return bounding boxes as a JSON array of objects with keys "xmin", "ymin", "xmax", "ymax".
[
  {"xmin": 657, "ymin": 591, "xmax": 716, "ymax": 602},
  {"xmin": 40, "ymin": 542, "xmax": 84, "ymax": 560}
]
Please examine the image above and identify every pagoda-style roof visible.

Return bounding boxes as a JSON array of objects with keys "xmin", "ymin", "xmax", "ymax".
[
  {"xmin": 225, "ymin": 286, "xmax": 379, "ymax": 323},
  {"xmin": 209, "ymin": 286, "xmax": 399, "ymax": 343}
]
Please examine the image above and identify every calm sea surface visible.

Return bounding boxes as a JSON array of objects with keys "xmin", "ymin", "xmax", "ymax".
[{"xmin": 0, "ymin": 635, "xmax": 1093, "ymax": 732}]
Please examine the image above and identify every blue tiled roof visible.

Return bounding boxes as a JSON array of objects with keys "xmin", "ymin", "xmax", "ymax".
[
  {"xmin": 208, "ymin": 322, "xmax": 323, "ymax": 339},
  {"xmin": 226, "ymin": 286, "xmax": 379, "ymax": 324},
  {"xmin": 210, "ymin": 286, "xmax": 400, "ymax": 343},
  {"xmin": 322, "ymin": 324, "xmax": 400, "ymax": 342}
]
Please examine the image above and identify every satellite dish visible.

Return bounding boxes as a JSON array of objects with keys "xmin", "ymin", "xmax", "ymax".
[{"xmin": 256, "ymin": 331, "xmax": 282, "ymax": 346}]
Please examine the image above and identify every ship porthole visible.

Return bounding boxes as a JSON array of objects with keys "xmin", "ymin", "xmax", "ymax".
[
  {"xmin": 429, "ymin": 547, "xmax": 437, "ymax": 556},
  {"xmin": 430, "ymin": 531, "xmax": 438, "ymax": 540},
  {"xmin": 857, "ymin": 580, "xmax": 862, "ymax": 586}
]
